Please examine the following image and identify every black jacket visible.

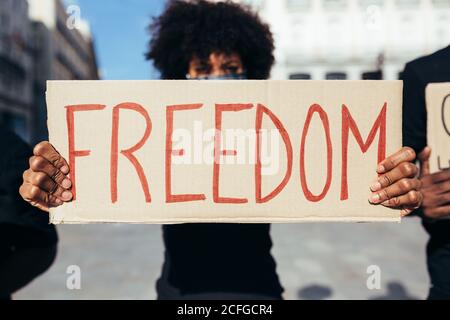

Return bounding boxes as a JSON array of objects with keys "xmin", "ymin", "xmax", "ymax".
[
  {"xmin": 0, "ymin": 128, "xmax": 57, "ymax": 248},
  {"xmin": 402, "ymin": 44, "xmax": 450, "ymax": 238}
]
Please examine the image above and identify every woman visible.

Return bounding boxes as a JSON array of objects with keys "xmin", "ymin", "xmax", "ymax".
[{"xmin": 19, "ymin": 0, "xmax": 422, "ymax": 299}]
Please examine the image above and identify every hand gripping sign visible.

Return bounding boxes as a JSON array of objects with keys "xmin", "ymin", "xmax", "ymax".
[{"xmin": 46, "ymin": 80, "xmax": 402, "ymax": 223}]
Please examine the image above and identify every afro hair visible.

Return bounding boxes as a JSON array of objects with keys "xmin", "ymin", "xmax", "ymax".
[{"xmin": 146, "ymin": 0, "xmax": 275, "ymax": 80}]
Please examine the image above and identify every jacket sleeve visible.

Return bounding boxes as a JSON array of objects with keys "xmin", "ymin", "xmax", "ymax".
[{"xmin": 0, "ymin": 130, "xmax": 57, "ymax": 246}]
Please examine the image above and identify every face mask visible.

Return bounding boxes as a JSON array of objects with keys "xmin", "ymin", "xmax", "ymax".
[{"xmin": 186, "ymin": 72, "xmax": 247, "ymax": 80}]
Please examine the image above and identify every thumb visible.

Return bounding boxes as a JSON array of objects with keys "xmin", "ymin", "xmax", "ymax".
[{"xmin": 418, "ymin": 146, "xmax": 431, "ymax": 177}]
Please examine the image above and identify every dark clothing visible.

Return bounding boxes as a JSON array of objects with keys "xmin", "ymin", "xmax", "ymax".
[
  {"xmin": 402, "ymin": 44, "xmax": 450, "ymax": 299},
  {"xmin": 0, "ymin": 241, "xmax": 57, "ymax": 299},
  {"xmin": 402, "ymin": 44, "xmax": 450, "ymax": 155},
  {"xmin": 0, "ymin": 128, "xmax": 58, "ymax": 297},
  {"xmin": 426, "ymin": 227, "xmax": 450, "ymax": 300},
  {"xmin": 157, "ymin": 223, "xmax": 283, "ymax": 299},
  {"xmin": 0, "ymin": 129, "xmax": 57, "ymax": 243}
]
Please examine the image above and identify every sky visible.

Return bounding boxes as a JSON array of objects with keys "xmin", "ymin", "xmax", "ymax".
[{"xmin": 64, "ymin": 0, "xmax": 166, "ymax": 80}]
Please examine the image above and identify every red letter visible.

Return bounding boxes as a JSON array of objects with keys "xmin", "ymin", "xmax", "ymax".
[
  {"xmin": 300, "ymin": 104, "xmax": 333, "ymax": 202},
  {"xmin": 111, "ymin": 103, "xmax": 152, "ymax": 203},
  {"xmin": 255, "ymin": 104, "xmax": 293, "ymax": 203},
  {"xmin": 165, "ymin": 104, "xmax": 206, "ymax": 203},
  {"xmin": 66, "ymin": 104, "xmax": 106, "ymax": 200},
  {"xmin": 214, "ymin": 104, "xmax": 253, "ymax": 204},
  {"xmin": 341, "ymin": 103, "xmax": 387, "ymax": 200}
]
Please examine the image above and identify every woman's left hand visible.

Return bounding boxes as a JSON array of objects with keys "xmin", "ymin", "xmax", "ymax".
[{"xmin": 368, "ymin": 147, "xmax": 423, "ymax": 217}]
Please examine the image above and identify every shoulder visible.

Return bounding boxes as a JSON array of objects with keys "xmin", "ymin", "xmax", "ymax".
[{"xmin": 404, "ymin": 45, "xmax": 450, "ymax": 80}]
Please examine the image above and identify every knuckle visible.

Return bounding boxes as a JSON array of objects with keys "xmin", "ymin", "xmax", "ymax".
[
  {"xmin": 29, "ymin": 186, "xmax": 40, "ymax": 199},
  {"xmin": 19, "ymin": 184, "xmax": 27, "ymax": 197},
  {"xmin": 403, "ymin": 147, "xmax": 416, "ymax": 160},
  {"xmin": 22, "ymin": 169, "xmax": 29, "ymax": 181},
  {"xmin": 31, "ymin": 172, "xmax": 45, "ymax": 186},
  {"xmin": 29, "ymin": 156, "xmax": 43, "ymax": 171},
  {"xmin": 400, "ymin": 179, "xmax": 412, "ymax": 191},
  {"xmin": 408, "ymin": 191, "xmax": 418, "ymax": 203},
  {"xmin": 33, "ymin": 141, "xmax": 48, "ymax": 155},
  {"xmin": 400, "ymin": 162, "xmax": 415, "ymax": 176}
]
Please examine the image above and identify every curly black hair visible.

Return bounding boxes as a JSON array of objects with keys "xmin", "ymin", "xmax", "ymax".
[{"xmin": 146, "ymin": 0, "xmax": 275, "ymax": 80}]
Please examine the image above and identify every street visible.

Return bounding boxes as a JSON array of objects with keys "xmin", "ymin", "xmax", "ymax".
[{"xmin": 15, "ymin": 218, "xmax": 429, "ymax": 300}]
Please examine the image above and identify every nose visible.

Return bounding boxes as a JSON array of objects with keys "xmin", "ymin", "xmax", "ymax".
[{"xmin": 209, "ymin": 67, "xmax": 226, "ymax": 77}]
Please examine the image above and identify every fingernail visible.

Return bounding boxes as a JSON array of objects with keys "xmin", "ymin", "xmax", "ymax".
[
  {"xmin": 400, "ymin": 209, "xmax": 410, "ymax": 217},
  {"xmin": 377, "ymin": 164, "xmax": 385, "ymax": 173},
  {"xmin": 62, "ymin": 179, "xmax": 72, "ymax": 189},
  {"xmin": 62, "ymin": 191, "xmax": 72, "ymax": 201},
  {"xmin": 61, "ymin": 166, "xmax": 69, "ymax": 174},
  {"xmin": 370, "ymin": 181, "xmax": 381, "ymax": 192},
  {"xmin": 55, "ymin": 199, "xmax": 63, "ymax": 205},
  {"xmin": 369, "ymin": 193, "xmax": 380, "ymax": 203}
]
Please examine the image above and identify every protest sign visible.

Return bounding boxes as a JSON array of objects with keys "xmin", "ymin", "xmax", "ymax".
[
  {"xmin": 46, "ymin": 80, "xmax": 402, "ymax": 223},
  {"xmin": 426, "ymin": 83, "xmax": 450, "ymax": 173}
]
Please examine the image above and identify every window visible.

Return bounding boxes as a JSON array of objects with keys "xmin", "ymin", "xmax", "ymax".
[
  {"xmin": 323, "ymin": 0, "xmax": 347, "ymax": 10},
  {"xmin": 286, "ymin": 0, "xmax": 311, "ymax": 10},
  {"xmin": 0, "ymin": 13, "xmax": 10, "ymax": 33},
  {"xmin": 359, "ymin": 0, "xmax": 383, "ymax": 7},
  {"xmin": 326, "ymin": 72, "xmax": 347, "ymax": 80},
  {"xmin": 242, "ymin": 0, "xmax": 265, "ymax": 10},
  {"xmin": 396, "ymin": 0, "xmax": 420, "ymax": 8},
  {"xmin": 289, "ymin": 73, "xmax": 311, "ymax": 79},
  {"xmin": 362, "ymin": 70, "xmax": 382, "ymax": 80},
  {"xmin": 432, "ymin": 0, "xmax": 450, "ymax": 7}
]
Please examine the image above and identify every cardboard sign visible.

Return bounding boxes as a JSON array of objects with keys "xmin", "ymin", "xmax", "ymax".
[
  {"xmin": 426, "ymin": 83, "xmax": 450, "ymax": 173},
  {"xmin": 46, "ymin": 80, "xmax": 402, "ymax": 224}
]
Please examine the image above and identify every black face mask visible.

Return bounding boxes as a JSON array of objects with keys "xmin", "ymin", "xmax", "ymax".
[{"xmin": 186, "ymin": 72, "xmax": 247, "ymax": 80}]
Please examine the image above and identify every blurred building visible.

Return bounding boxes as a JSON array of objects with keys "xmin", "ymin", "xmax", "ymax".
[
  {"xmin": 0, "ymin": 0, "xmax": 99, "ymax": 144},
  {"xmin": 28, "ymin": 0, "xmax": 99, "ymax": 144},
  {"xmin": 241, "ymin": 0, "xmax": 450, "ymax": 80},
  {"xmin": 0, "ymin": 0, "xmax": 34, "ymax": 142}
]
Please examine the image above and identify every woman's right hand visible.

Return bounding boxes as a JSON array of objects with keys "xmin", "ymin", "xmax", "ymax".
[{"xmin": 19, "ymin": 141, "xmax": 73, "ymax": 212}]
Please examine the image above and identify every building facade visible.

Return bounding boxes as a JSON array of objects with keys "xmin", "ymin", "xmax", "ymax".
[
  {"xmin": 0, "ymin": 0, "xmax": 34, "ymax": 142},
  {"xmin": 0, "ymin": 0, "xmax": 99, "ymax": 144},
  {"xmin": 28, "ymin": 0, "xmax": 99, "ymax": 143},
  {"xmin": 242, "ymin": 0, "xmax": 450, "ymax": 80}
]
